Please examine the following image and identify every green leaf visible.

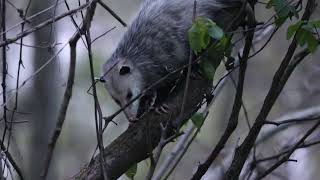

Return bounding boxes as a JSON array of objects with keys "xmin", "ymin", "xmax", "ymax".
[
  {"xmin": 275, "ymin": 16, "xmax": 287, "ymax": 26},
  {"xmin": 188, "ymin": 19, "xmax": 212, "ymax": 54},
  {"xmin": 206, "ymin": 36, "xmax": 231, "ymax": 61},
  {"xmin": 208, "ymin": 25, "xmax": 224, "ymax": 40},
  {"xmin": 268, "ymin": 0, "xmax": 296, "ymax": 17},
  {"xmin": 266, "ymin": 1, "xmax": 273, "ymax": 9},
  {"xmin": 223, "ymin": 36, "xmax": 233, "ymax": 58},
  {"xmin": 125, "ymin": 164, "xmax": 137, "ymax": 180},
  {"xmin": 205, "ymin": 45, "xmax": 224, "ymax": 65},
  {"xmin": 295, "ymin": 28, "xmax": 319, "ymax": 53},
  {"xmin": 199, "ymin": 60, "xmax": 217, "ymax": 80},
  {"xmin": 310, "ymin": 20, "xmax": 320, "ymax": 28},
  {"xmin": 287, "ymin": 21, "xmax": 303, "ymax": 39},
  {"xmin": 296, "ymin": 29, "xmax": 308, "ymax": 46},
  {"xmin": 191, "ymin": 113, "xmax": 205, "ymax": 129},
  {"xmin": 267, "ymin": 0, "xmax": 298, "ymax": 26},
  {"xmin": 188, "ymin": 18, "xmax": 226, "ymax": 54},
  {"xmin": 304, "ymin": 31, "xmax": 319, "ymax": 53}
]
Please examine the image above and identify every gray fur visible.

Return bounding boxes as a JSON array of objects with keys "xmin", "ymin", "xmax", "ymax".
[{"xmin": 102, "ymin": 0, "xmax": 243, "ymax": 120}]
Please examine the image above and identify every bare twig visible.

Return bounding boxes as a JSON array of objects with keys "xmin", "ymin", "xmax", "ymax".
[
  {"xmin": 1, "ymin": 0, "xmax": 8, "ymax": 145},
  {"xmin": 256, "ymin": 106, "xmax": 320, "ymax": 146},
  {"xmin": 265, "ymin": 116, "xmax": 320, "ymax": 126},
  {"xmin": 84, "ymin": 16, "xmax": 109, "ymax": 179},
  {"xmin": 248, "ymin": 26, "xmax": 278, "ymax": 58},
  {"xmin": 257, "ymin": 120, "xmax": 320, "ymax": 179},
  {"xmin": 153, "ymin": 124, "xmax": 196, "ymax": 180},
  {"xmin": 165, "ymin": 128, "xmax": 200, "ymax": 180},
  {"xmin": 1, "ymin": 41, "xmax": 69, "ymax": 107},
  {"xmin": 0, "ymin": 0, "xmax": 92, "ymax": 47},
  {"xmin": 64, "ymin": 0, "xmax": 88, "ymax": 50},
  {"xmin": 228, "ymin": 72, "xmax": 251, "ymax": 129},
  {"xmin": 1, "ymin": 0, "xmax": 65, "ymax": 36},
  {"xmin": 12, "ymin": 41, "xmax": 60, "ymax": 49},
  {"xmin": 0, "ymin": 140, "xmax": 23, "ymax": 180},
  {"xmin": 178, "ymin": 0, "xmax": 197, "ymax": 128},
  {"xmin": 254, "ymin": 140, "xmax": 320, "ymax": 165},
  {"xmin": 98, "ymin": 0, "xmax": 126, "ymax": 27},
  {"xmin": 145, "ymin": 121, "xmax": 183, "ymax": 180},
  {"xmin": 91, "ymin": 26, "xmax": 116, "ymax": 44}
]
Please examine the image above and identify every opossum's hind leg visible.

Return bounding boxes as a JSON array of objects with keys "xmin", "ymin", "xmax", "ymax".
[
  {"xmin": 137, "ymin": 81, "xmax": 176, "ymax": 117},
  {"xmin": 139, "ymin": 90, "xmax": 169, "ymax": 115},
  {"xmin": 152, "ymin": 85, "xmax": 174, "ymax": 115}
]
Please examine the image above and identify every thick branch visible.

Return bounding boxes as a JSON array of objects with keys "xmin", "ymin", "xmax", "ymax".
[{"xmin": 74, "ymin": 75, "xmax": 212, "ymax": 180}]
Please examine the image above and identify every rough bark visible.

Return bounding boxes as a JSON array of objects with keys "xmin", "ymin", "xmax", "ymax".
[{"xmin": 75, "ymin": 75, "xmax": 211, "ymax": 179}]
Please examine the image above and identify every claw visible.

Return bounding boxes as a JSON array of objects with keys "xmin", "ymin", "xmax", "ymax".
[
  {"xmin": 155, "ymin": 108, "xmax": 162, "ymax": 114},
  {"xmin": 155, "ymin": 104, "xmax": 169, "ymax": 114},
  {"xmin": 150, "ymin": 91, "xmax": 157, "ymax": 107},
  {"xmin": 164, "ymin": 103, "xmax": 169, "ymax": 108}
]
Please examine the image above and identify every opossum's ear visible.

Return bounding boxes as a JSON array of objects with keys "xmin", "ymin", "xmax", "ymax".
[{"xmin": 119, "ymin": 65, "xmax": 131, "ymax": 75}]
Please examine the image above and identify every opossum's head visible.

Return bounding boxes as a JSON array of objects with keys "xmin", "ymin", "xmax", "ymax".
[{"xmin": 102, "ymin": 58, "xmax": 144, "ymax": 121}]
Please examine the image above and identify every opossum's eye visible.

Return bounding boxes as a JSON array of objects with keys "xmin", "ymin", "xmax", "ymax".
[
  {"xmin": 119, "ymin": 66, "xmax": 131, "ymax": 75},
  {"xmin": 126, "ymin": 91, "xmax": 133, "ymax": 99}
]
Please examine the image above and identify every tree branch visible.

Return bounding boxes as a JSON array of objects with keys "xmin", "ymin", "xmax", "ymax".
[
  {"xmin": 224, "ymin": 1, "xmax": 316, "ymax": 179},
  {"xmin": 257, "ymin": 120, "xmax": 320, "ymax": 179},
  {"xmin": 0, "ymin": 0, "xmax": 92, "ymax": 48},
  {"xmin": 74, "ymin": 74, "xmax": 212, "ymax": 180}
]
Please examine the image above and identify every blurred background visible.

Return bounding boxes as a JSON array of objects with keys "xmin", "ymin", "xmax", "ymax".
[{"xmin": 1, "ymin": 0, "xmax": 320, "ymax": 179}]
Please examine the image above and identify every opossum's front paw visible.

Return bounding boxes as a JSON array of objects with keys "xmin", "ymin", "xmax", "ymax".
[
  {"xmin": 128, "ymin": 117, "xmax": 139, "ymax": 124},
  {"xmin": 154, "ymin": 104, "xmax": 170, "ymax": 114}
]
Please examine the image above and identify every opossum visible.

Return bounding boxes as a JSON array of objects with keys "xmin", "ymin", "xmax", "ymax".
[{"xmin": 102, "ymin": 0, "xmax": 243, "ymax": 121}]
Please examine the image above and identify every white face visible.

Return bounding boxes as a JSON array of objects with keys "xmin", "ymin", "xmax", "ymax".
[{"xmin": 102, "ymin": 58, "xmax": 143, "ymax": 121}]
